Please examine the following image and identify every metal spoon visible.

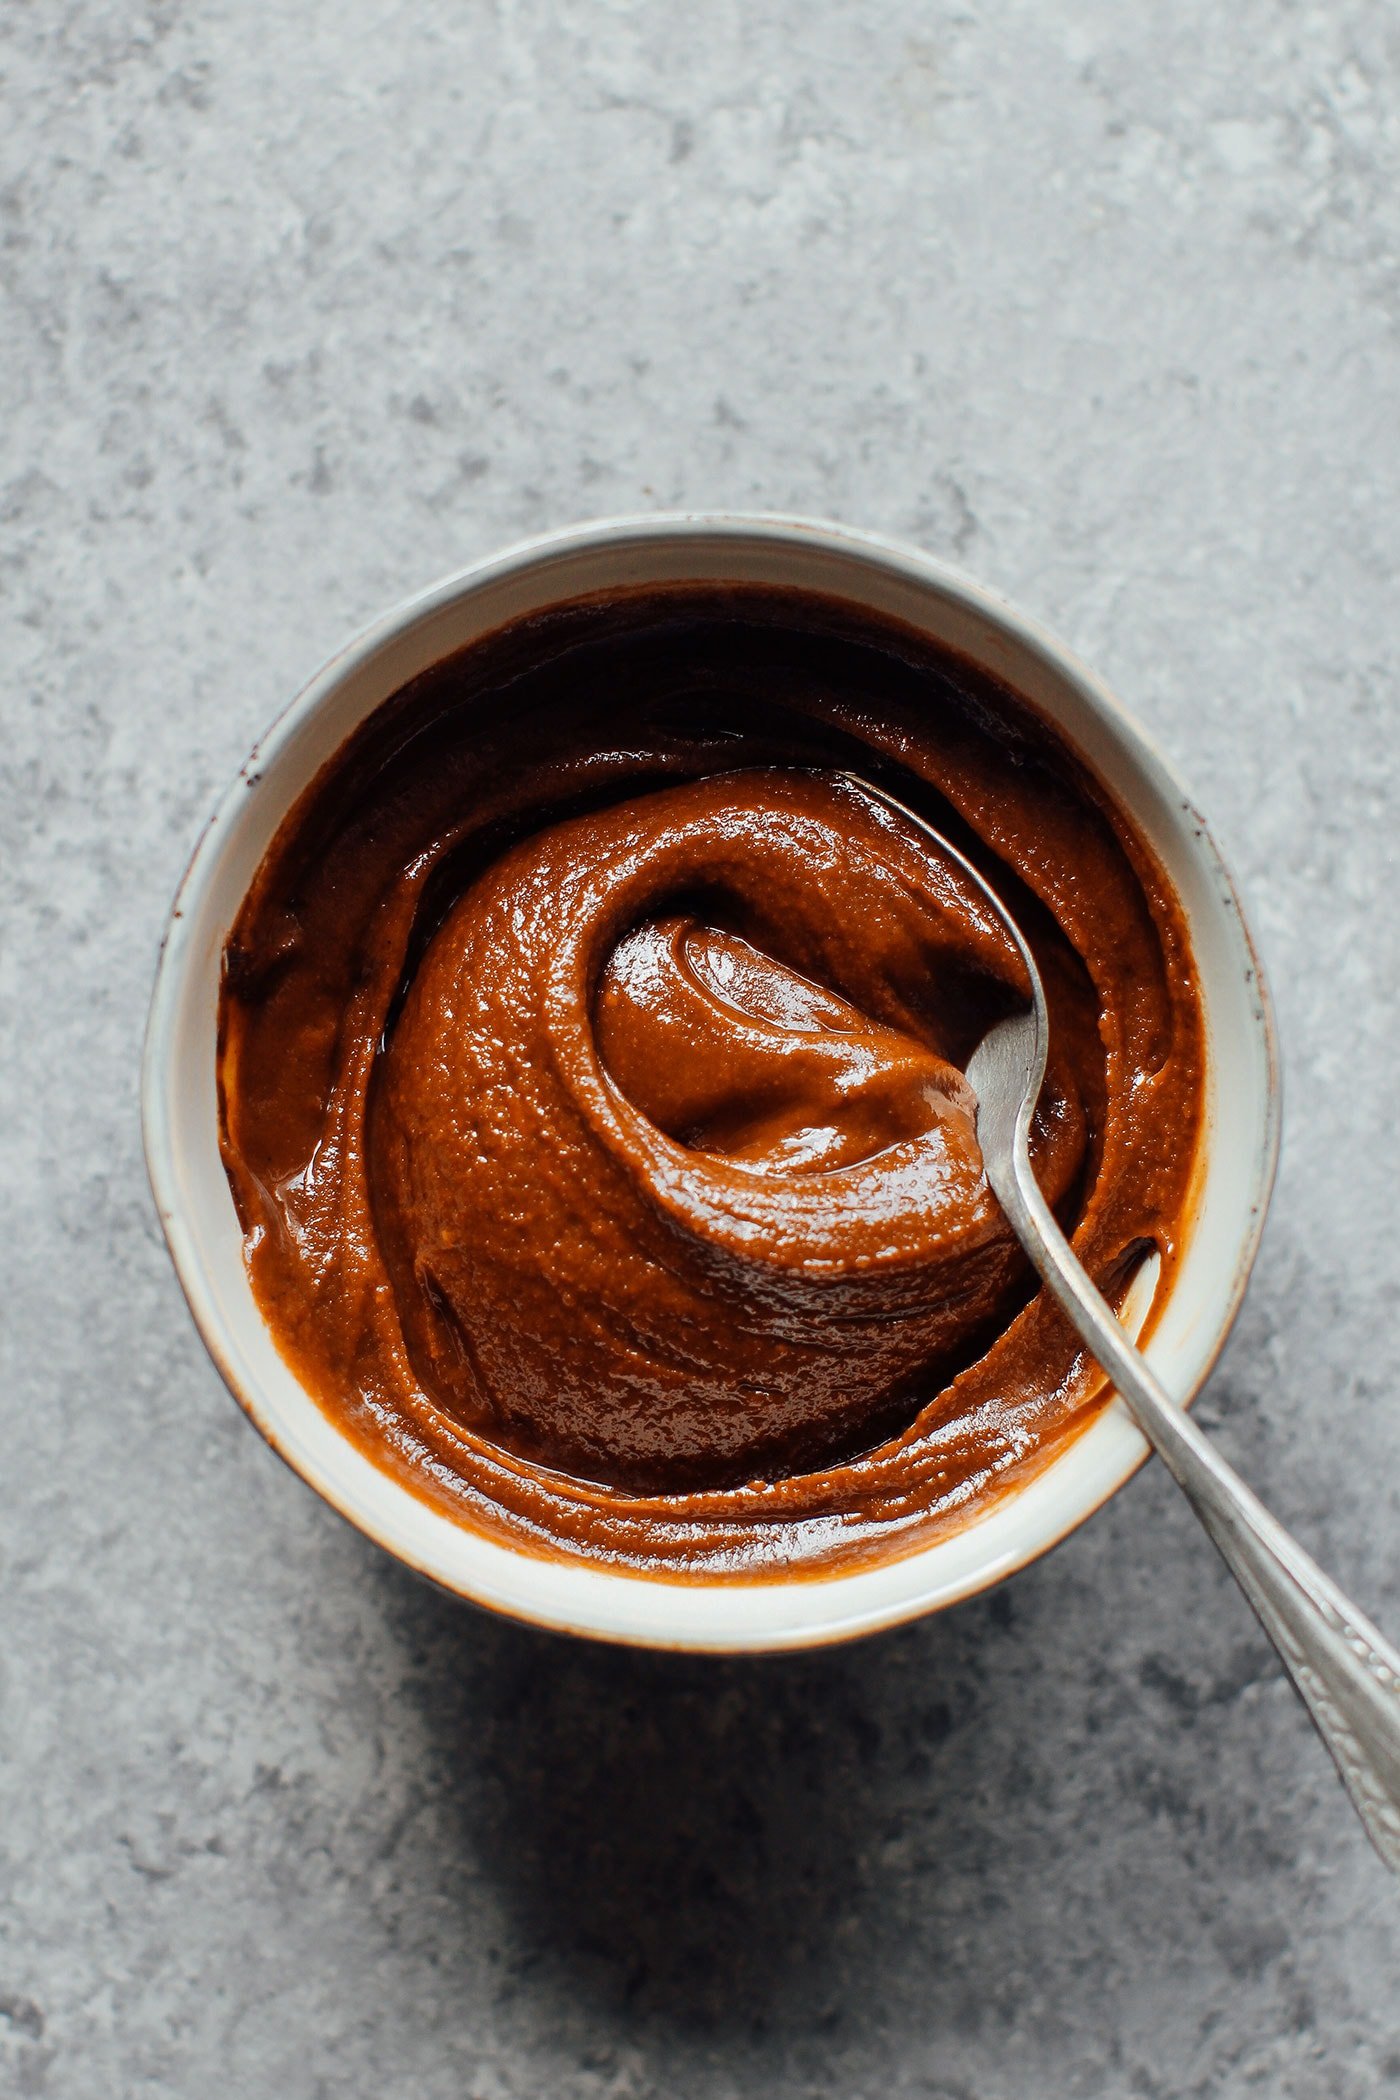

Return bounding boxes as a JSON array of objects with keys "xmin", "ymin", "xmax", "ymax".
[{"xmin": 844, "ymin": 772, "xmax": 1400, "ymax": 1874}]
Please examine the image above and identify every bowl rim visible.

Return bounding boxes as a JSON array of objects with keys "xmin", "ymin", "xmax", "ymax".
[{"xmin": 142, "ymin": 510, "xmax": 1281, "ymax": 1650}]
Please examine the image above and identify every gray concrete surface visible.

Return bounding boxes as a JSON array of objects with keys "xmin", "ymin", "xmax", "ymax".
[{"xmin": 4, "ymin": 2, "xmax": 1400, "ymax": 2094}]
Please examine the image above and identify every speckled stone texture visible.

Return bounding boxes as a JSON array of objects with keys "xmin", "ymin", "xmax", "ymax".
[{"xmin": 4, "ymin": 2, "xmax": 1400, "ymax": 2094}]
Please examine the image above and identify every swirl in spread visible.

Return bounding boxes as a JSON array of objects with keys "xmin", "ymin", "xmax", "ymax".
[{"xmin": 219, "ymin": 588, "xmax": 1204, "ymax": 1574}]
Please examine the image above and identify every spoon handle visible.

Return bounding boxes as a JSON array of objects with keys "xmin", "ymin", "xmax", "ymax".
[{"xmin": 993, "ymin": 1147, "xmax": 1400, "ymax": 1876}]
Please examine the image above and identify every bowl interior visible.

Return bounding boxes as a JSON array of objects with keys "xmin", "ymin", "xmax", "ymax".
[{"xmin": 144, "ymin": 515, "xmax": 1277, "ymax": 1650}]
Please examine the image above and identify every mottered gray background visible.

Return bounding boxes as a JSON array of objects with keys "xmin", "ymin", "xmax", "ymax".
[{"xmin": 3, "ymin": 3, "xmax": 1399, "ymax": 2095}]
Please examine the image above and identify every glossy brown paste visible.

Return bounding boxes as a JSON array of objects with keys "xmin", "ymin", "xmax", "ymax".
[{"xmin": 219, "ymin": 587, "xmax": 1205, "ymax": 1574}]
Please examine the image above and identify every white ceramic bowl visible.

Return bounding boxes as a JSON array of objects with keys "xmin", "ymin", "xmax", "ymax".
[{"xmin": 143, "ymin": 514, "xmax": 1279, "ymax": 1650}]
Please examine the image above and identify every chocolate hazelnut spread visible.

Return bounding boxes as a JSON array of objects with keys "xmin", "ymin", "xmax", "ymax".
[{"xmin": 218, "ymin": 587, "xmax": 1204, "ymax": 1574}]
